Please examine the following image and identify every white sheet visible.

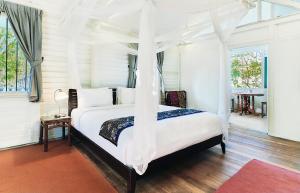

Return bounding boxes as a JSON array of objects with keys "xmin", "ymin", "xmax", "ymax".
[{"xmin": 71, "ymin": 105, "xmax": 223, "ymax": 167}]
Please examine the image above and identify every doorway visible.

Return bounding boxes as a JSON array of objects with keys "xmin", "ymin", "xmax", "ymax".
[{"xmin": 229, "ymin": 45, "xmax": 268, "ymax": 133}]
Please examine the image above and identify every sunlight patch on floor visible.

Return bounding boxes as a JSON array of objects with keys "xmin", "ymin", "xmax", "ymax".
[{"xmin": 229, "ymin": 113, "xmax": 268, "ymax": 133}]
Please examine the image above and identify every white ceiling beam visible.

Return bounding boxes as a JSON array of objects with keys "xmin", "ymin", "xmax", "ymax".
[
  {"xmin": 90, "ymin": 30, "xmax": 139, "ymax": 43},
  {"xmin": 96, "ymin": 22, "xmax": 137, "ymax": 37},
  {"xmin": 6, "ymin": 0, "xmax": 59, "ymax": 11},
  {"xmin": 210, "ymin": 9, "xmax": 225, "ymax": 42},
  {"xmin": 156, "ymin": 41, "xmax": 179, "ymax": 53},
  {"xmin": 155, "ymin": 30, "xmax": 183, "ymax": 43},
  {"xmin": 263, "ymin": 0, "xmax": 300, "ymax": 10},
  {"xmin": 59, "ymin": 0, "xmax": 81, "ymax": 26},
  {"xmin": 85, "ymin": 1, "xmax": 144, "ymax": 21},
  {"xmin": 61, "ymin": 0, "xmax": 98, "ymax": 40},
  {"xmin": 180, "ymin": 32, "xmax": 217, "ymax": 45}
]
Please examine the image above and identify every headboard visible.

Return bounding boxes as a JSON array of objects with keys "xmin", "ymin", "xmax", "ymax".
[{"xmin": 68, "ymin": 88, "xmax": 117, "ymax": 116}]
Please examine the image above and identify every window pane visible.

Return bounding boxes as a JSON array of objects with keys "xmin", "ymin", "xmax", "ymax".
[
  {"xmin": 17, "ymin": 46, "xmax": 27, "ymax": 91},
  {"xmin": 273, "ymin": 4, "xmax": 299, "ymax": 18},
  {"xmin": 231, "ymin": 46, "xmax": 267, "ymax": 89},
  {"xmin": 239, "ymin": 1, "xmax": 300, "ymax": 26},
  {"xmin": 6, "ymin": 19, "xmax": 17, "ymax": 92},
  {"xmin": 262, "ymin": 1, "xmax": 272, "ymax": 21},
  {"xmin": 0, "ymin": 14, "xmax": 29, "ymax": 93},
  {"xmin": 0, "ymin": 16, "xmax": 6, "ymax": 92},
  {"xmin": 239, "ymin": 2, "xmax": 257, "ymax": 26}
]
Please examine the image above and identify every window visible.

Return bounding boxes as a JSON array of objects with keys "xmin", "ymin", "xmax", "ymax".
[
  {"xmin": 239, "ymin": 1, "xmax": 300, "ymax": 26},
  {"xmin": 239, "ymin": 2, "xmax": 258, "ymax": 26},
  {"xmin": 0, "ymin": 14, "xmax": 30, "ymax": 93},
  {"xmin": 273, "ymin": 4, "xmax": 299, "ymax": 18},
  {"xmin": 261, "ymin": 1, "xmax": 272, "ymax": 21},
  {"xmin": 231, "ymin": 46, "xmax": 268, "ymax": 89}
]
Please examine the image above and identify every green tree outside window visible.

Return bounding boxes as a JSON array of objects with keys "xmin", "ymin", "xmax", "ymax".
[
  {"xmin": 0, "ymin": 15, "xmax": 29, "ymax": 92},
  {"xmin": 231, "ymin": 51, "xmax": 263, "ymax": 89}
]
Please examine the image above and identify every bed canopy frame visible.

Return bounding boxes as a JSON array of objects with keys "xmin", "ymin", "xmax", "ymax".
[{"xmin": 62, "ymin": 0, "xmax": 253, "ymax": 176}]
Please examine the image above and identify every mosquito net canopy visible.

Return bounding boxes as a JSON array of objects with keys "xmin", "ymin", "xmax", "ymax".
[{"xmin": 62, "ymin": 0, "xmax": 252, "ymax": 175}]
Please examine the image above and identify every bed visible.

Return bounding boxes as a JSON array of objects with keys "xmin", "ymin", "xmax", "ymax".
[{"xmin": 68, "ymin": 89, "xmax": 225, "ymax": 193}]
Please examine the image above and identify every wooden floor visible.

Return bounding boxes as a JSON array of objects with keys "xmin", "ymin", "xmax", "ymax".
[{"xmin": 75, "ymin": 127, "xmax": 300, "ymax": 193}]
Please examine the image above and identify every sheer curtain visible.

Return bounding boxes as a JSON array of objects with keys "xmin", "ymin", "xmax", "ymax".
[
  {"xmin": 130, "ymin": 0, "xmax": 159, "ymax": 175},
  {"xmin": 129, "ymin": 0, "xmax": 250, "ymax": 174},
  {"xmin": 68, "ymin": 42, "xmax": 82, "ymax": 89},
  {"xmin": 63, "ymin": 0, "xmax": 251, "ymax": 175},
  {"xmin": 210, "ymin": 0, "xmax": 250, "ymax": 142}
]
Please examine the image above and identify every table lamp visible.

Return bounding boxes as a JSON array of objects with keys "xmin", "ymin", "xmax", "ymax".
[{"xmin": 54, "ymin": 89, "xmax": 68, "ymax": 118}]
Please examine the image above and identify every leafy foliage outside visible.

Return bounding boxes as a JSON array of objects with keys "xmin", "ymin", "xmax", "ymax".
[
  {"xmin": 0, "ymin": 16, "xmax": 29, "ymax": 92},
  {"xmin": 231, "ymin": 51, "xmax": 263, "ymax": 88}
]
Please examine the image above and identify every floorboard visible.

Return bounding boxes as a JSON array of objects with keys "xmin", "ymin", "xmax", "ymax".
[{"xmin": 75, "ymin": 127, "xmax": 300, "ymax": 193}]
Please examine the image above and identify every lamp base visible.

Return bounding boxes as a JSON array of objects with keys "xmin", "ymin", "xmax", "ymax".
[{"xmin": 54, "ymin": 114, "xmax": 66, "ymax": 118}]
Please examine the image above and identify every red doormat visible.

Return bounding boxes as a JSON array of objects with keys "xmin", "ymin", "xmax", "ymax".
[{"xmin": 215, "ymin": 159, "xmax": 300, "ymax": 193}]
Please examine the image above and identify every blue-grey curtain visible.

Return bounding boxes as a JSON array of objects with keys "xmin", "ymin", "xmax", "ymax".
[
  {"xmin": 127, "ymin": 43, "xmax": 138, "ymax": 88},
  {"xmin": 157, "ymin": 51, "xmax": 165, "ymax": 104},
  {"xmin": 0, "ymin": 1, "xmax": 43, "ymax": 102},
  {"xmin": 157, "ymin": 51, "xmax": 164, "ymax": 90},
  {"xmin": 127, "ymin": 44, "xmax": 164, "ymax": 90}
]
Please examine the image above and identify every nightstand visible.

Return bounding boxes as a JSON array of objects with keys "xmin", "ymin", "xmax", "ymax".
[{"xmin": 39, "ymin": 116, "xmax": 72, "ymax": 152}]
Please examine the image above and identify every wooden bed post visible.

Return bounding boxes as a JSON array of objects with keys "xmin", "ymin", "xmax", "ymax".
[
  {"xmin": 127, "ymin": 168, "xmax": 136, "ymax": 193},
  {"xmin": 221, "ymin": 141, "xmax": 226, "ymax": 154}
]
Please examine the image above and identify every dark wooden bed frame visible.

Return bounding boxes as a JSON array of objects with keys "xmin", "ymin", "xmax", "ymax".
[{"xmin": 68, "ymin": 88, "xmax": 225, "ymax": 193}]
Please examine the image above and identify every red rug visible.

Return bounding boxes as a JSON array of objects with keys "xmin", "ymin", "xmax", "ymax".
[
  {"xmin": 0, "ymin": 141, "xmax": 117, "ymax": 193},
  {"xmin": 215, "ymin": 159, "xmax": 300, "ymax": 193}
]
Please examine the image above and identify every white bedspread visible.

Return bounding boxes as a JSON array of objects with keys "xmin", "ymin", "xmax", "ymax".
[{"xmin": 71, "ymin": 105, "xmax": 222, "ymax": 167}]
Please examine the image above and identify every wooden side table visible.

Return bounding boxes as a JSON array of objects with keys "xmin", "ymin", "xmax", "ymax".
[{"xmin": 39, "ymin": 116, "xmax": 72, "ymax": 152}]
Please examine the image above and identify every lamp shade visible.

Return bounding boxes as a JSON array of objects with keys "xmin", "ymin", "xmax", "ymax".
[{"xmin": 54, "ymin": 89, "xmax": 68, "ymax": 104}]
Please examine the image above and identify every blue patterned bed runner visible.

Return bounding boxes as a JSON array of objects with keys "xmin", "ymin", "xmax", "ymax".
[{"xmin": 99, "ymin": 109, "xmax": 203, "ymax": 146}]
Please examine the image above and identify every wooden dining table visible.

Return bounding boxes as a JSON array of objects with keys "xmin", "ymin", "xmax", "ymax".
[{"xmin": 234, "ymin": 93, "xmax": 264, "ymax": 115}]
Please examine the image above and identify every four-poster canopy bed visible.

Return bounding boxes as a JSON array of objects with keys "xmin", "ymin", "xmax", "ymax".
[
  {"xmin": 62, "ymin": 0, "xmax": 252, "ymax": 192},
  {"xmin": 68, "ymin": 88, "xmax": 225, "ymax": 193}
]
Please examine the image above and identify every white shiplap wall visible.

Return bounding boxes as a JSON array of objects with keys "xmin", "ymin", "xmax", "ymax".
[
  {"xmin": 42, "ymin": 17, "xmax": 92, "ymax": 107},
  {"xmin": 41, "ymin": 6, "xmax": 92, "ymax": 113},
  {"xmin": 0, "ymin": 0, "xmax": 92, "ymax": 148},
  {"xmin": 0, "ymin": 95, "xmax": 40, "ymax": 149},
  {"xmin": 163, "ymin": 47, "xmax": 180, "ymax": 91},
  {"xmin": 91, "ymin": 44, "xmax": 180, "ymax": 90},
  {"xmin": 77, "ymin": 42, "xmax": 92, "ymax": 88},
  {"xmin": 91, "ymin": 44, "xmax": 129, "ymax": 88}
]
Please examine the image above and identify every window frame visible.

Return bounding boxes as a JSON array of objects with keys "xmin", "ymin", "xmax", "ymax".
[
  {"xmin": 239, "ymin": 1, "xmax": 300, "ymax": 27},
  {"xmin": 230, "ymin": 46, "xmax": 267, "ymax": 90},
  {"xmin": 0, "ymin": 14, "xmax": 30, "ymax": 94}
]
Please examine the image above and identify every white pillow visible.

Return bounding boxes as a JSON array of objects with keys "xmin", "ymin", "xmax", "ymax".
[
  {"xmin": 117, "ymin": 87, "xmax": 135, "ymax": 104},
  {"xmin": 77, "ymin": 88, "xmax": 113, "ymax": 108}
]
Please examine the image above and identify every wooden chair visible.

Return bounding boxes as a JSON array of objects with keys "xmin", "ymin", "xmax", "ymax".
[
  {"xmin": 231, "ymin": 98, "xmax": 235, "ymax": 113},
  {"xmin": 261, "ymin": 102, "xmax": 267, "ymax": 118},
  {"xmin": 165, "ymin": 91, "xmax": 187, "ymax": 108}
]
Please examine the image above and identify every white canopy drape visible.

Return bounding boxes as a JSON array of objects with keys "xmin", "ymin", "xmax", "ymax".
[
  {"xmin": 210, "ymin": 0, "xmax": 250, "ymax": 142},
  {"xmin": 131, "ymin": 0, "xmax": 159, "ymax": 175},
  {"xmin": 67, "ymin": 42, "xmax": 82, "ymax": 89},
  {"xmin": 64, "ymin": 0, "xmax": 252, "ymax": 175}
]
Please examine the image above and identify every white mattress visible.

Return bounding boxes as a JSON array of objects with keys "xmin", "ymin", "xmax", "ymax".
[{"xmin": 71, "ymin": 105, "xmax": 223, "ymax": 167}]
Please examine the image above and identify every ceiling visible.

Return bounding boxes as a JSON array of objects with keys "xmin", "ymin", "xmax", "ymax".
[{"xmin": 57, "ymin": 0, "xmax": 252, "ymax": 48}]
